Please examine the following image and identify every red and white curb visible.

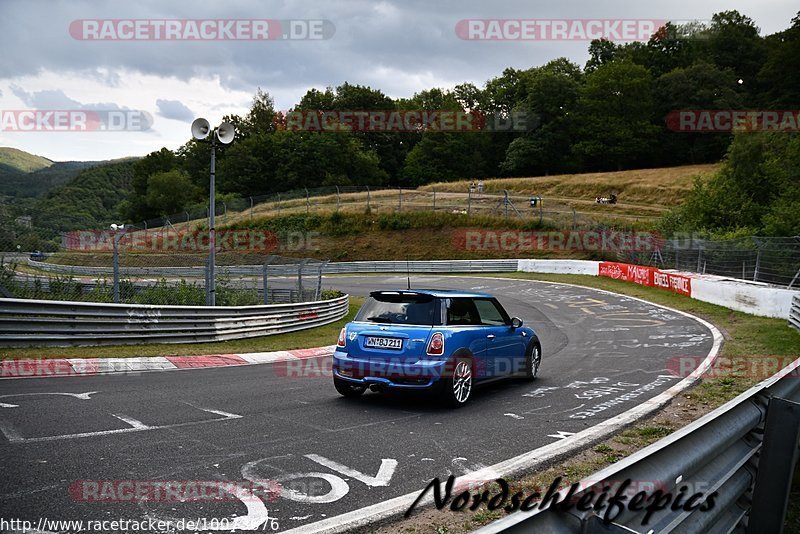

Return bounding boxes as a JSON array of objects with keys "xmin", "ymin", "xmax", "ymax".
[{"xmin": 0, "ymin": 346, "xmax": 335, "ymax": 379}]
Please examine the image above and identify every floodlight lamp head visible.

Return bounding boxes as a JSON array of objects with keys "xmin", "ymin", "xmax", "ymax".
[
  {"xmin": 216, "ymin": 122, "xmax": 235, "ymax": 144},
  {"xmin": 191, "ymin": 117, "xmax": 211, "ymax": 140}
]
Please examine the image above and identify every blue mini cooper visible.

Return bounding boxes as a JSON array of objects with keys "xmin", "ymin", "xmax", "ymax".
[{"xmin": 332, "ymin": 289, "xmax": 541, "ymax": 407}]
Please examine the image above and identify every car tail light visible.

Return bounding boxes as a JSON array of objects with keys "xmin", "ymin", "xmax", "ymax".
[
  {"xmin": 337, "ymin": 327, "xmax": 347, "ymax": 348},
  {"xmin": 427, "ymin": 332, "xmax": 444, "ymax": 356}
]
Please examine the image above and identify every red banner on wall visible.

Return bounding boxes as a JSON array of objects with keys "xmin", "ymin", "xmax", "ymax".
[{"xmin": 599, "ymin": 262, "xmax": 692, "ymax": 297}]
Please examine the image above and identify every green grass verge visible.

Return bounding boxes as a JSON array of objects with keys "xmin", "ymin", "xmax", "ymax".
[{"xmin": 0, "ymin": 297, "xmax": 363, "ymax": 360}]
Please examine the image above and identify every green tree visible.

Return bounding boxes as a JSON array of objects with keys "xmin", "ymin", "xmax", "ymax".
[
  {"xmin": 654, "ymin": 62, "xmax": 743, "ymax": 164},
  {"xmin": 572, "ymin": 60, "xmax": 659, "ymax": 170},
  {"xmin": 757, "ymin": 12, "xmax": 800, "ymax": 107},
  {"xmin": 501, "ymin": 59, "xmax": 582, "ymax": 175},
  {"xmin": 144, "ymin": 170, "xmax": 200, "ymax": 216}
]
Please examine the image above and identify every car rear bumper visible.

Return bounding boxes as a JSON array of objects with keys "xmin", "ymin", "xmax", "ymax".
[{"xmin": 332, "ymin": 350, "xmax": 448, "ymax": 390}]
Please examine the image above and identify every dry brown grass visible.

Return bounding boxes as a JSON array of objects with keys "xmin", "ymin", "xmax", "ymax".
[{"xmin": 420, "ymin": 164, "xmax": 719, "ymax": 207}]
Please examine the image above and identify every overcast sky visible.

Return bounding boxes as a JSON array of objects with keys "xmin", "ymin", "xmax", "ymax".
[{"xmin": 0, "ymin": 0, "xmax": 797, "ymax": 162}]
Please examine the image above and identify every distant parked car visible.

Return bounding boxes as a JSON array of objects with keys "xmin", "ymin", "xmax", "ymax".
[
  {"xmin": 29, "ymin": 250, "xmax": 45, "ymax": 260},
  {"xmin": 332, "ymin": 289, "xmax": 541, "ymax": 407}
]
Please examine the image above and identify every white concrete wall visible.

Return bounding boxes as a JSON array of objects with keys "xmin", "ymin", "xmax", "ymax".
[
  {"xmin": 514, "ymin": 259, "xmax": 798, "ymax": 320},
  {"xmin": 691, "ymin": 276, "xmax": 799, "ymax": 319},
  {"xmin": 517, "ymin": 259, "xmax": 600, "ymax": 276}
]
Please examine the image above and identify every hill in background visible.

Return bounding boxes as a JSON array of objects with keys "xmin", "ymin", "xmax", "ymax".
[{"xmin": 0, "ymin": 147, "xmax": 53, "ymax": 174}]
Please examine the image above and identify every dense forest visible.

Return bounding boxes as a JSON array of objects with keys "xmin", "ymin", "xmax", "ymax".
[
  {"xmin": 2, "ymin": 10, "xmax": 798, "ymax": 250},
  {"xmin": 123, "ymin": 11, "xmax": 799, "ymax": 222}
]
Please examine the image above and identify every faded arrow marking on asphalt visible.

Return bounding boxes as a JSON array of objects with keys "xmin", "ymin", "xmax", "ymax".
[{"xmin": 305, "ymin": 454, "xmax": 398, "ymax": 487}]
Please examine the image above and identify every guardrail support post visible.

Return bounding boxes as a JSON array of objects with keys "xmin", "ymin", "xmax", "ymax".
[
  {"xmin": 366, "ymin": 185, "xmax": 371, "ymax": 212},
  {"xmin": 748, "ymin": 396, "xmax": 800, "ymax": 534},
  {"xmin": 316, "ymin": 261, "xmax": 328, "ymax": 300},
  {"xmin": 467, "ymin": 188, "xmax": 472, "ymax": 216},
  {"xmin": 297, "ymin": 259, "xmax": 310, "ymax": 302},
  {"xmin": 250, "ymin": 196, "xmax": 254, "ymax": 220},
  {"xmin": 263, "ymin": 255, "xmax": 276, "ymax": 305},
  {"xmin": 398, "ymin": 188, "xmax": 402, "ymax": 212},
  {"xmin": 305, "ymin": 188, "xmax": 310, "ymax": 214}
]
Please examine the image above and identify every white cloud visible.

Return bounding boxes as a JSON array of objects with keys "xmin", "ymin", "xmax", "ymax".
[{"xmin": 0, "ymin": 0, "xmax": 797, "ymax": 160}]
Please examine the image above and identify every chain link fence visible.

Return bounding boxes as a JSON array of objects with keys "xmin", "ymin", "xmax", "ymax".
[
  {"xmin": 0, "ymin": 246, "xmax": 333, "ymax": 306},
  {"xmin": 619, "ymin": 236, "xmax": 800, "ymax": 287}
]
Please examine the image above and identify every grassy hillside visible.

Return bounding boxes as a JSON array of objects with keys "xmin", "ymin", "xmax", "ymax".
[
  {"xmin": 0, "ymin": 147, "xmax": 53, "ymax": 173},
  {"xmin": 420, "ymin": 164, "xmax": 720, "ymax": 208}
]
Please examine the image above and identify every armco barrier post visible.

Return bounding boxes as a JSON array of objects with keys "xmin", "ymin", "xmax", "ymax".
[
  {"xmin": 263, "ymin": 255, "xmax": 276, "ymax": 305},
  {"xmin": 748, "ymin": 396, "xmax": 800, "ymax": 533},
  {"xmin": 315, "ymin": 261, "xmax": 328, "ymax": 300},
  {"xmin": 297, "ymin": 259, "xmax": 310, "ymax": 302}
]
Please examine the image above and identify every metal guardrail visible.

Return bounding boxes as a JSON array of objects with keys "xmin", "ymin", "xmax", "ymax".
[
  {"xmin": 25, "ymin": 259, "xmax": 519, "ymax": 277},
  {"xmin": 321, "ymin": 259, "xmax": 519, "ymax": 274},
  {"xmin": 476, "ymin": 357, "xmax": 800, "ymax": 533},
  {"xmin": 0, "ymin": 295, "xmax": 348, "ymax": 347},
  {"xmin": 791, "ymin": 294, "xmax": 800, "ymax": 332}
]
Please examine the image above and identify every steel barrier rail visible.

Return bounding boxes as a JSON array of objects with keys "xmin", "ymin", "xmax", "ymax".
[
  {"xmin": 25, "ymin": 259, "xmax": 519, "ymax": 277},
  {"xmin": 0, "ymin": 295, "xmax": 348, "ymax": 347},
  {"xmin": 790, "ymin": 294, "xmax": 800, "ymax": 332},
  {"xmin": 475, "ymin": 356, "xmax": 800, "ymax": 534}
]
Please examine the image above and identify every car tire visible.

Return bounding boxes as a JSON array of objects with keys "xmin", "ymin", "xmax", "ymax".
[
  {"xmin": 441, "ymin": 357, "xmax": 473, "ymax": 408},
  {"xmin": 334, "ymin": 377, "xmax": 367, "ymax": 398},
  {"xmin": 524, "ymin": 341, "xmax": 542, "ymax": 381}
]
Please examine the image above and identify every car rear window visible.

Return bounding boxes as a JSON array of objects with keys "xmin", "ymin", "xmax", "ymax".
[{"xmin": 356, "ymin": 293, "xmax": 438, "ymax": 325}]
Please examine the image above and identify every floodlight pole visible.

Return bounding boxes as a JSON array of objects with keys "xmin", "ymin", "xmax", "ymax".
[{"xmin": 207, "ymin": 137, "xmax": 217, "ymax": 306}]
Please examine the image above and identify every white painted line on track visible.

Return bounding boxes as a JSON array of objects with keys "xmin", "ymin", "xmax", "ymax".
[{"xmin": 112, "ymin": 414, "xmax": 150, "ymax": 429}]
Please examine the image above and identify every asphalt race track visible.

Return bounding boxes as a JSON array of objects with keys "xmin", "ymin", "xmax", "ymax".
[{"xmin": 0, "ymin": 276, "xmax": 715, "ymax": 533}]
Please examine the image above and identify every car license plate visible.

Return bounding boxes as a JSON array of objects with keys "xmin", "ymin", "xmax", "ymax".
[{"xmin": 364, "ymin": 336, "xmax": 403, "ymax": 350}]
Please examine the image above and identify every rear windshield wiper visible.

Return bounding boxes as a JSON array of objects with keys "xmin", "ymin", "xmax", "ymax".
[{"xmin": 367, "ymin": 316, "xmax": 393, "ymax": 323}]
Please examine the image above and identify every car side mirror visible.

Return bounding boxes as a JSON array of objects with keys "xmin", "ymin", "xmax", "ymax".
[{"xmin": 511, "ymin": 317, "xmax": 523, "ymax": 329}]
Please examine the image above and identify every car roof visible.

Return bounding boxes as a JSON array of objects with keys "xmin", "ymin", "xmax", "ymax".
[{"xmin": 370, "ymin": 289, "xmax": 494, "ymax": 299}]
